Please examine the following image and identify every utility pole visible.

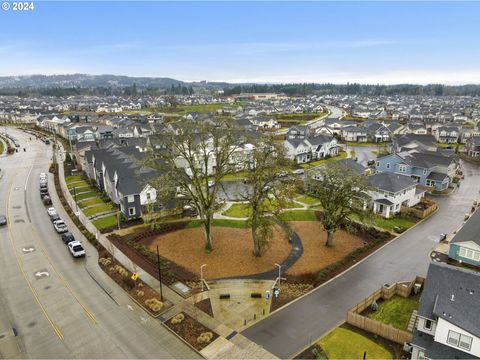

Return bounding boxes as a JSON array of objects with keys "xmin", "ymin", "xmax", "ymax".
[
  {"xmin": 74, "ymin": 186, "xmax": 78, "ymax": 212},
  {"xmin": 156, "ymin": 245, "xmax": 163, "ymax": 301}
]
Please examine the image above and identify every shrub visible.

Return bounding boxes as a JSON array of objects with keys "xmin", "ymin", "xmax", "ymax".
[
  {"xmin": 136, "ymin": 290, "xmax": 145, "ymax": 298},
  {"xmin": 197, "ymin": 331, "xmax": 213, "ymax": 344},
  {"xmin": 99, "ymin": 257, "xmax": 112, "ymax": 266},
  {"xmin": 170, "ymin": 313, "xmax": 185, "ymax": 325}
]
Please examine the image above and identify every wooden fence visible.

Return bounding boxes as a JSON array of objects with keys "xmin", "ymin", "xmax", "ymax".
[
  {"xmin": 401, "ymin": 199, "xmax": 437, "ymax": 219},
  {"xmin": 347, "ymin": 277, "xmax": 424, "ymax": 344}
]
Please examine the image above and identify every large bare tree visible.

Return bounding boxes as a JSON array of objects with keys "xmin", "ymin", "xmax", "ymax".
[
  {"xmin": 307, "ymin": 161, "xmax": 370, "ymax": 247},
  {"xmin": 241, "ymin": 138, "xmax": 296, "ymax": 257},
  {"xmin": 147, "ymin": 118, "xmax": 243, "ymax": 252}
]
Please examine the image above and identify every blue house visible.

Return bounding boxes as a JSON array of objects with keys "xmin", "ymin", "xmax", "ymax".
[
  {"xmin": 448, "ymin": 210, "xmax": 480, "ymax": 267},
  {"xmin": 375, "ymin": 151, "xmax": 455, "ymax": 192}
]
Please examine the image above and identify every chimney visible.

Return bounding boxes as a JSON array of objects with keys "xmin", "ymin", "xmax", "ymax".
[{"xmin": 451, "ymin": 294, "xmax": 455, "ymax": 302}]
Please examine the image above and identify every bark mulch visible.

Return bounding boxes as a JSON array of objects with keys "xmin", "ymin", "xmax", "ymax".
[
  {"xmin": 287, "ymin": 221, "xmax": 365, "ymax": 276},
  {"xmin": 194, "ymin": 298, "xmax": 214, "ymax": 317},
  {"xmin": 166, "ymin": 312, "xmax": 219, "ymax": 351},
  {"xmin": 139, "ymin": 226, "xmax": 291, "ymax": 278}
]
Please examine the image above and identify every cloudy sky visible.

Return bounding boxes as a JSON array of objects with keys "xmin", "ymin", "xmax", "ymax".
[{"xmin": 1, "ymin": 1, "xmax": 479, "ymax": 84}]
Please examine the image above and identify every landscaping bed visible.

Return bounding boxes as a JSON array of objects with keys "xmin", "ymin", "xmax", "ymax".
[
  {"xmin": 97, "ymin": 247, "xmax": 172, "ymax": 317},
  {"xmin": 139, "ymin": 225, "xmax": 291, "ymax": 278},
  {"xmin": 166, "ymin": 312, "xmax": 219, "ymax": 351},
  {"xmin": 194, "ymin": 298, "xmax": 214, "ymax": 317}
]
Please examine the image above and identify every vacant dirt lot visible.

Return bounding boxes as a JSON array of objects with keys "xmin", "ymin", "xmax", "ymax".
[
  {"xmin": 287, "ymin": 221, "xmax": 365, "ymax": 276},
  {"xmin": 140, "ymin": 226, "xmax": 290, "ymax": 278}
]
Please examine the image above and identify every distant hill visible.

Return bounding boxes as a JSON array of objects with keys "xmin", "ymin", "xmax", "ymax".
[{"xmin": 0, "ymin": 74, "xmax": 188, "ymax": 89}]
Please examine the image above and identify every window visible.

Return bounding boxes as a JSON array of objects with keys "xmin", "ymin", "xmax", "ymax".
[
  {"xmin": 399, "ymin": 164, "xmax": 406, "ymax": 173},
  {"xmin": 127, "ymin": 195, "xmax": 135, "ymax": 203},
  {"xmin": 376, "ymin": 161, "xmax": 380, "ymax": 167},
  {"xmin": 146, "ymin": 192, "xmax": 151, "ymax": 200},
  {"xmin": 447, "ymin": 330, "xmax": 473, "ymax": 351},
  {"xmin": 424, "ymin": 319, "xmax": 432, "ymax": 330},
  {"xmin": 128, "ymin": 207, "xmax": 136, "ymax": 216},
  {"xmin": 423, "ymin": 169, "xmax": 427, "ymax": 175},
  {"xmin": 459, "ymin": 247, "xmax": 480, "ymax": 260},
  {"xmin": 386, "ymin": 163, "xmax": 390, "ymax": 169}
]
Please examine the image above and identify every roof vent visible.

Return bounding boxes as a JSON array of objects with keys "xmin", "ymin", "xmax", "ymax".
[
  {"xmin": 451, "ymin": 294, "xmax": 455, "ymax": 302},
  {"xmin": 470, "ymin": 290, "xmax": 475, "ymax": 295}
]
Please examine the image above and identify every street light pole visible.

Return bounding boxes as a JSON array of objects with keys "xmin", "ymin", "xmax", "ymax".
[
  {"xmin": 156, "ymin": 245, "xmax": 163, "ymax": 301},
  {"xmin": 275, "ymin": 263, "xmax": 282, "ymax": 288},
  {"xmin": 73, "ymin": 186, "xmax": 78, "ymax": 212},
  {"xmin": 200, "ymin": 264, "xmax": 207, "ymax": 291}
]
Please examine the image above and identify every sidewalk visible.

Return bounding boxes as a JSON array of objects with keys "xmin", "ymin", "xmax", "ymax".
[{"xmin": 55, "ymin": 143, "xmax": 277, "ymax": 359}]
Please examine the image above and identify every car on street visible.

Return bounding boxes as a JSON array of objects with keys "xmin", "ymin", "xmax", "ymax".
[
  {"xmin": 47, "ymin": 207, "xmax": 57, "ymax": 216},
  {"xmin": 0, "ymin": 215, "xmax": 7, "ymax": 226},
  {"xmin": 67, "ymin": 241, "xmax": 86, "ymax": 258},
  {"xmin": 61, "ymin": 232, "xmax": 76, "ymax": 244},
  {"xmin": 42, "ymin": 195, "xmax": 52, "ymax": 205},
  {"xmin": 292, "ymin": 169, "xmax": 305, "ymax": 175},
  {"xmin": 439, "ymin": 233, "xmax": 447, "ymax": 241},
  {"xmin": 367, "ymin": 159, "xmax": 376, "ymax": 166},
  {"xmin": 208, "ymin": 180, "xmax": 215, "ymax": 188},
  {"xmin": 53, "ymin": 219, "xmax": 68, "ymax": 233}
]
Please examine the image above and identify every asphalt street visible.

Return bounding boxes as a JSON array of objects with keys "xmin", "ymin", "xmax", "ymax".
[
  {"xmin": 0, "ymin": 129, "xmax": 199, "ymax": 359},
  {"xmin": 242, "ymin": 160, "xmax": 480, "ymax": 358}
]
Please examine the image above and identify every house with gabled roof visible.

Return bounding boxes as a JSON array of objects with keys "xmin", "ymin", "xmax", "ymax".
[
  {"xmin": 448, "ymin": 209, "xmax": 480, "ymax": 267},
  {"xmin": 410, "ymin": 262, "xmax": 480, "ymax": 359}
]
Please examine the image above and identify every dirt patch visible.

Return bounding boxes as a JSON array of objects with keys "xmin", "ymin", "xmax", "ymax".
[
  {"xmin": 194, "ymin": 298, "xmax": 214, "ymax": 317},
  {"xmin": 166, "ymin": 312, "xmax": 219, "ymax": 351},
  {"xmin": 287, "ymin": 221, "xmax": 365, "ymax": 276},
  {"xmin": 139, "ymin": 226, "xmax": 291, "ymax": 278}
]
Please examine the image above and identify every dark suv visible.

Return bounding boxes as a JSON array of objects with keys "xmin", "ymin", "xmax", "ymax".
[{"xmin": 61, "ymin": 232, "xmax": 76, "ymax": 244}]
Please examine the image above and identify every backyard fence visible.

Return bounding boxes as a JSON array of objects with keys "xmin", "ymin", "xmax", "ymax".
[
  {"xmin": 401, "ymin": 199, "xmax": 437, "ymax": 219},
  {"xmin": 347, "ymin": 276, "xmax": 424, "ymax": 345}
]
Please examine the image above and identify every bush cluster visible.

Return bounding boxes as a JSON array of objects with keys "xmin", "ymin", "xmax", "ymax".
[
  {"xmin": 145, "ymin": 298, "xmax": 163, "ymax": 312},
  {"xmin": 170, "ymin": 313, "xmax": 185, "ymax": 325},
  {"xmin": 196, "ymin": 332, "xmax": 213, "ymax": 344}
]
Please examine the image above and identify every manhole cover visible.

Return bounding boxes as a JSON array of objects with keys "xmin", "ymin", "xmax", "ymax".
[
  {"xmin": 44, "ymin": 285, "xmax": 51, "ymax": 290},
  {"xmin": 14, "ymin": 219, "xmax": 25, "ymax": 223},
  {"xmin": 27, "ymin": 321, "xmax": 36, "ymax": 328}
]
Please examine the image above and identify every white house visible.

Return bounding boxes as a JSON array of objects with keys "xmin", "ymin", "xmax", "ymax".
[
  {"xmin": 367, "ymin": 172, "xmax": 424, "ymax": 218},
  {"xmin": 284, "ymin": 135, "xmax": 338, "ymax": 164},
  {"xmin": 411, "ymin": 263, "xmax": 480, "ymax": 359}
]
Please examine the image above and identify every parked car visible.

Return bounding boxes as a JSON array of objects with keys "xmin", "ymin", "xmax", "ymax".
[
  {"xmin": 42, "ymin": 196, "xmax": 52, "ymax": 205},
  {"xmin": 53, "ymin": 219, "xmax": 68, "ymax": 233},
  {"xmin": 40, "ymin": 190, "xmax": 49, "ymax": 199},
  {"xmin": 47, "ymin": 207, "xmax": 57, "ymax": 216},
  {"xmin": 439, "ymin": 233, "xmax": 447, "ymax": 241},
  {"xmin": 39, "ymin": 172, "xmax": 47, "ymax": 178},
  {"xmin": 50, "ymin": 214, "xmax": 60, "ymax": 223},
  {"xmin": 0, "ymin": 215, "xmax": 7, "ymax": 226},
  {"xmin": 61, "ymin": 232, "xmax": 76, "ymax": 244},
  {"xmin": 292, "ymin": 169, "xmax": 305, "ymax": 175},
  {"xmin": 367, "ymin": 159, "xmax": 376, "ymax": 166},
  {"xmin": 67, "ymin": 241, "xmax": 86, "ymax": 258}
]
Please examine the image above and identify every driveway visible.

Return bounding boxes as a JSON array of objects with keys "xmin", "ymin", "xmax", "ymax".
[{"xmin": 242, "ymin": 160, "xmax": 480, "ymax": 358}]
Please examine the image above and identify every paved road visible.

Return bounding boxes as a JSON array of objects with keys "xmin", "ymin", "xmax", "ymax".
[
  {"xmin": 242, "ymin": 160, "xmax": 480, "ymax": 358},
  {"xmin": 0, "ymin": 129, "xmax": 199, "ymax": 359}
]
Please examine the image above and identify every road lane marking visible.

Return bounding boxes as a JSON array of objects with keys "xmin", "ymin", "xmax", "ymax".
[
  {"xmin": 32, "ymin": 226, "xmax": 97, "ymax": 324},
  {"xmin": 22, "ymin": 246, "xmax": 35, "ymax": 253},
  {"xmin": 4, "ymin": 179, "xmax": 64, "ymax": 341}
]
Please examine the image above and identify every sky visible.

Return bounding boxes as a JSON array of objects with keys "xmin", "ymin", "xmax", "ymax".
[{"xmin": 0, "ymin": 1, "xmax": 480, "ymax": 85}]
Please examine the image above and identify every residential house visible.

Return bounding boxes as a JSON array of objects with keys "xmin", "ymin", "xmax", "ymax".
[
  {"xmin": 448, "ymin": 209, "xmax": 480, "ymax": 267},
  {"xmin": 434, "ymin": 126, "xmax": 460, "ymax": 144},
  {"xmin": 284, "ymin": 134, "xmax": 338, "ymax": 163},
  {"xmin": 367, "ymin": 172, "xmax": 424, "ymax": 218},
  {"xmin": 411, "ymin": 262, "xmax": 480, "ymax": 359},
  {"xmin": 465, "ymin": 137, "xmax": 480, "ymax": 157}
]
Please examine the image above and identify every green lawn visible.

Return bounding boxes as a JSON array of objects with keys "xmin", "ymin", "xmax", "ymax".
[
  {"xmin": 0, "ymin": 139, "xmax": 4, "ymax": 154},
  {"xmin": 295, "ymin": 194, "xmax": 320, "ymax": 205},
  {"xmin": 69, "ymin": 185, "xmax": 91, "ymax": 194},
  {"xmin": 343, "ymin": 141, "xmax": 391, "ymax": 147},
  {"xmin": 78, "ymin": 198, "xmax": 104, "ymax": 209},
  {"xmin": 177, "ymin": 102, "xmax": 243, "ymax": 114},
  {"xmin": 75, "ymin": 191, "xmax": 98, "ymax": 201},
  {"xmin": 298, "ymin": 152, "xmax": 348, "ymax": 169},
  {"xmin": 351, "ymin": 212, "xmax": 416, "ymax": 233},
  {"xmin": 65, "ymin": 175, "xmax": 84, "ymax": 184},
  {"xmin": 278, "ymin": 210, "xmax": 316, "ymax": 221},
  {"xmin": 223, "ymin": 201, "xmax": 303, "ymax": 218},
  {"xmin": 319, "ymin": 328, "xmax": 392, "ymax": 360},
  {"xmin": 221, "ymin": 171, "xmax": 249, "ymax": 182},
  {"xmin": 83, "ymin": 203, "xmax": 116, "ymax": 217},
  {"xmin": 92, "ymin": 215, "xmax": 118, "ymax": 230},
  {"xmin": 67, "ymin": 181, "xmax": 89, "ymax": 190},
  {"xmin": 368, "ymin": 295, "xmax": 420, "ymax": 331},
  {"xmin": 186, "ymin": 219, "xmax": 249, "ymax": 229}
]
